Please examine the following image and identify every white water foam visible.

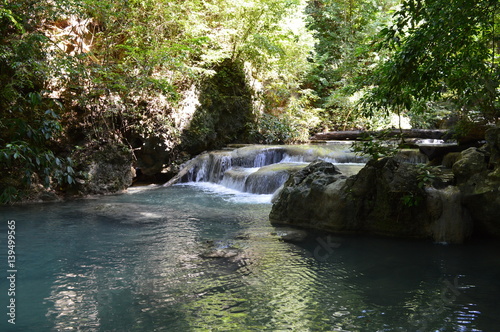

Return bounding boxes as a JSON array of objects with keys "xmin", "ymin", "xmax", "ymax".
[
  {"xmin": 126, "ymin": 184, "xmax": 161, "ymax": 193},
  {"xmin": 177, "ymin": 182, "xmax": 273, "ymax": 204}
]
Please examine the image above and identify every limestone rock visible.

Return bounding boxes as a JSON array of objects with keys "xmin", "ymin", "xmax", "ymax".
[
  {"xmin": 452, "ymin": 147, "xmax": 488, "ymax": 185},
  {"xmin": 269, "ymin": 161, "xmax": 351, "ymax": 232},
  {"xmin": 485, "ymin": 126, "xmax": 500, "ymax": 167},
  {"xmin": 272, "ymin": 228, "xmax": 309, "ymax": 243},
  {"xmin": 74, "ymin": 142, "xmax": 134, "ymax": 195},
  {"xmin": 270, "ymin": 158, "xmax": 472, "ymax": 243},
  {"xmin": 453, "ymin": 127, "xmax": 500, "ymax": 237}
]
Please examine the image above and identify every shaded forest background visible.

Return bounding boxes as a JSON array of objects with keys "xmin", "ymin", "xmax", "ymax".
[{"xmin": 1, "ymin": 0, "xmax": 498, "ymax": 203}]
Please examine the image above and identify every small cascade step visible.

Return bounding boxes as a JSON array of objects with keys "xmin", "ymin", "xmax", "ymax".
[{"xmin": 166, "ymin": 143, "xmax": 444, "ymax": 195}]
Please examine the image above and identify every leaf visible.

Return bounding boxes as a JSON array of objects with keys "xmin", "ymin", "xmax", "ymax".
[
  {"xmin": 0, "ymin": 8, "xmax": 25, "ymax": 33},
  {"xmin": 29, "ymin": 92, "xmax": 42, "ymax": 106}
]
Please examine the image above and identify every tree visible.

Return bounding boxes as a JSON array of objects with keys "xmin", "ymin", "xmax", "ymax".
[
  {"xmin": 0, "ymin": 0, "xmax": 76, "ymax": 203},
  {"xmin": 304, "ymin": 0, "xmax": 399, "ymax": 130},
  {"xmin": 361, "ymin": 0, "xmax": 499, "ymax": 128},
  {"xmin": 1, "ymin": 0, "xmax": 320, "ymax": 202},
  {"xmin": 191, "ymin": 0, "xmax": 318, "ymax": 143}
]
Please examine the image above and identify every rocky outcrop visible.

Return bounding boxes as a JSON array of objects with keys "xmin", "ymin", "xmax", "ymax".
[
  {"xmin": 271, "ymin": 126, "xmax": 500, "ymax": 242},
  {"xmin": 270, "ymin": 159, "xmax": 472, "ymax": 243},
  {"xmin": 453, "ymin": 127, "xmax": 500, "ymax": 237},
  {"xmin": 73, "ymin": 142, "xmax": 135, "ymax": 195},
  {"xmin": 180, "ymin": 59, "xmax": 255, "ymax": 155},
  {"xmin": 270, "ymin": 161, "xmax": 352, "ymax": 231}
]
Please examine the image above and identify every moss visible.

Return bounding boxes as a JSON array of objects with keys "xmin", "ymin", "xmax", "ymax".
[
  {"xmin": 71, "ymin": 140, "xmax": 134, "ymax": 195},
  {"xmin": 256, "ymin": 163, "xmax": 305, "ymax": 173},
  {"xmin": 181, "ymin": 59, "xmax": 255, "ymax": 155}
]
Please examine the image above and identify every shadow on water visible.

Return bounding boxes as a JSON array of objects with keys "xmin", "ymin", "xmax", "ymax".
[{"xmin": 0, "ymin": 185, "xmax": 499, "ymax": 331}]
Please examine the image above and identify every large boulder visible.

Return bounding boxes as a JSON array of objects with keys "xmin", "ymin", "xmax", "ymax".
[
  {"xmin": 271, "ymin": 126, "xmax": 500, "ymax": 242},
  {"xmin": 452, "ymin": 147, "xmax": 488, "ymax": 186},
  {"xmin": 454, "ymin": 127, "xmax": 500, "ymax": 237},
  {"xmin": 270, "ymin": 159, "xmax": 472, "ymax": 243},
  {"xmin": 73, "ymin": 142, "xmax": 134, "ymax": 195},
  {"xmin": 270, "ymin": 161, "xmax": 353, "ymax": 232}
]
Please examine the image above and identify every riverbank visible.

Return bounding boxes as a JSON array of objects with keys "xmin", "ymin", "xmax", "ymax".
[{"xmin": 270, "ymin": 126, "xmax": 500, "ymax": 243}]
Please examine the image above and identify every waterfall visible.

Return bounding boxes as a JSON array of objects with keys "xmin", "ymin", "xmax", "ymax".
[
  {"xmin": 252, "ymin": 148, "xmax": 285, "ymax": 167},
  {"xmin": 244, "ymin": 163, "xmax": 305, "ymax": 194},
  {"xmin": 426, "ymin": 186, "xmax": 472, "ymax": 244},
  {"xmin": 170, "ymin": 144, "xmax": 368, "ymax": 195},
  {"xmin": 168, "ymin": 143, "xmax": 465, "ymax": 204},
  {"xmin": 181, "ymin": 152, "xmax": 233, "ymax": 183},
  {"xmin": 219, "ymin": 167, "xmax": 258, "ymax": 192}
]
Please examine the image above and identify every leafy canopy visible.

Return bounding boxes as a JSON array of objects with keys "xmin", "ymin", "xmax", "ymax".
[{"xmin": 361, "ymin": 0, "xmax": 499, "ymax": 124}]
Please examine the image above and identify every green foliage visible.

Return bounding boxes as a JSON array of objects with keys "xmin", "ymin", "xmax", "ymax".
[
  {"xmin": 304, "ymin": 0, "xmax": 399, "ymax": 130},
  {"xmin": 0, "ymin": 110, "xmax": 76, "ymax": 204},
  {"xmin": 4, "ymin": 0, "xmax": 498, "ymax": 202},
  {"xmin": 250, "ymin": 113, "xmax": 301, "ymax": 144},
  {"xmin": 414, "ymin": 164, "xmax": 437, "ymax": 189},
  {"xmin": 0, "ymin": 1, "xmax": 79, "ymax": 203},
  {"xmin": 401, "ymin": 192, "xmax": 422, "ymax": 207},
  {"xmin": 361, "ymin": 0, "xmax": 499, "ymax": 125},
  {"xmin": 406, "ymin": 101, "xmax": 454, "ymax": 129},
  {"xmin": 181, "ymin": 59, "xmax": 255, "ymax": 153},
  {"xmin": 351, "ymin": 130, "xmax": 399, "ymax": 160},
  {"xmin": 249, "ymin": 85, "xmax": 321, "ymax": 144},
  {"xmin": 400, "ymin": 164, "xmax": 437, "ymax": 207}
]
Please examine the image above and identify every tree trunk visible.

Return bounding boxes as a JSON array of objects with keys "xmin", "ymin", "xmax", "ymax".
[{"xmin": 310, "ymin": 129, "xmax": 448, "ymax": 141}]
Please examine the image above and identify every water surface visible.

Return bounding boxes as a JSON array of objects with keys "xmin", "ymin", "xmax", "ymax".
[{"xmin": 0, "ymin": 184, "xmax": 499, "ymax": 331}]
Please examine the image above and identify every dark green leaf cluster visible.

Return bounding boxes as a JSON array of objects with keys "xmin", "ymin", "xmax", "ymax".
[
  {"xmin": 351, "ymin": 130, "xmax": 399, "ymax": 160},
  {"xmin": 304, "ymin": 0, "xmax": 398, "ymax": 130},
  {"xmin": 361, "ymin": 0, "xmax": 499, "ymax": 124},
  {"xmin": 249, "ymin": 113, "xmax": 302, "ymax": 144},
  {"xmin": 0, "ymin": 1, "xmax": 78, "ymax": 203}
]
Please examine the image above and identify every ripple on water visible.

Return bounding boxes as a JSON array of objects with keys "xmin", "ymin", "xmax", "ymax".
[{"xmin": 1, "ymin": 185, "xmax": 500, "ymax": 331}]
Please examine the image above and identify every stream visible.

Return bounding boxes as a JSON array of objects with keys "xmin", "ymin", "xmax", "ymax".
[{"xmin": 1, "ymin": 143, "xmax": 499, "ymax": 331}]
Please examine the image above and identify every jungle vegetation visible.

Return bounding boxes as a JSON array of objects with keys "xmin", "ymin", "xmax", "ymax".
[{"xmin": 1, "ymin": 0, "xmax": 498, "ymax": 202}]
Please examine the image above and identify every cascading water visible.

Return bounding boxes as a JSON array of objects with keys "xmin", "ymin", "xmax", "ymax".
[
  {"xmin": 170, "ymin": 143, "xmax": 368, "ymax": 196},
  {"xmin": 427, "ymin": 186, "xmax": 472, "ymax": 244}
]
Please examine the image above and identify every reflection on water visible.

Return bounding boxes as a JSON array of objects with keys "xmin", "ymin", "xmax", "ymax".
[{"xmin": 0, "ymin": 184, "xmax": 499, "ymax": 331}]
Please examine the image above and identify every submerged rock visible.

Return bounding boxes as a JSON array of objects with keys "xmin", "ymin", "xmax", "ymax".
[
  {"xmin": 271, "ymin": 228, "xmax": 309, "ymax": 243},
  {"xmin": 200, "ymin": 248, "xmax": 240, "ymax": 259}
]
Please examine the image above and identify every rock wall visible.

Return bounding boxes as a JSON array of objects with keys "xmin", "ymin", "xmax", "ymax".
[
  {"xmin": 72, "ymin": 142, "xmax": 135, "ymax": 196},
  {"xmin": 270, "ymin": 159, "xmax": 473, "ymax": 243},
  {"xmin": 270, "ymin": 127, "xmax": 500, "ymax": 242},
  {"xmin": 271, "ymin": 127, "xmax": 500, "ymax": 242},
  {"xmin": 180, "ymin": 59, "xmax": 255, "ymax": 155},
  {"xmin": 454, "ymin": 127, "xmax": 500, "ymax": 237}
]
